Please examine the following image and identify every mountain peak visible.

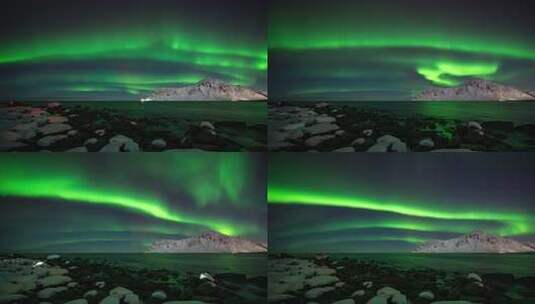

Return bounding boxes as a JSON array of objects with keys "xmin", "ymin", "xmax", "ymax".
[
  {"xmin": 147, "ymin": 231, "xmax": 267, "ymax": 253},
  {"xmin": 415, "ymin": 231, "xmax": 534, "ymax": 253},
  {"xmin": 141, "ymin": 78, "xmax": 266, "ymax": 102},
  {"xmin": 414, "ymin": 78, "xmax": 535, "ymax": 101}
]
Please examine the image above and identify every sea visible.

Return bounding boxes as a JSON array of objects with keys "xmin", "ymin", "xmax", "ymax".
[
  {"xmin": 303, "ymin": 101, "xmax": 535, "ymax": 125},
  {"xmin": 25, "ymin": 253, "xmax": 267, "ymax": 277},
  {"xmin": 26, "ymin": 101, "xmax": 267, "ymax": 125},
  {"xmin": 309, "ymin": 253, "xmax": 535, "ymax": 277}
]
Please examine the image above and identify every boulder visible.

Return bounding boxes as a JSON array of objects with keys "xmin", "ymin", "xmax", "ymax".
[
  {"xmin": 37, "ymin": 135, "xmax": 68, "ymax": 147},
  {"xmin": 152, "ymin": 290, "xmax": 167, "ymax": 300},
  {"xmin": 419, "ymin": 290, "xmax": 434, "ymax": 300},
  {"xmin": 332, "ymin": 299, "xmax": 355, "ymax": 304},
  {"xmin": 377, "ymin": 287, "xmax": 401, "ymax": 297},
  {"xmin": 84, "ymin": 138, "xmax": 98, "ymax": 145},
  {"xmin": 352, "ymin": 138, "xmax": 366, "ymax": 145},
  {"xmin": 200, "ymin": 121, "xmax": 215, "ymax": 130},
  {"xmin": 199, "ymin": 273, "xmax": 215, "ymax": 282},
  {"xmin": 37, "ymin": 275, "xmax": 72, "ymax": 287},
  {"xmin": 124, "ymin": 294, "xmax": 140, "ymax": 304},
  {"xmin": 362, "ymin": 129, "xmax": 373, "ymax": 136},
  {"xmin": 419, "ymin": 138, "xmax": 435, "ymax": 148},
  {"xmin": 48, "ymin": 268, "xmax": 68, "ymax": 276},
  {"xmin": 99, "ymin": 296, "xmax": 120, "ymax": 304},
  {"xmin": 306, "ymin": 275, "xmax": 339, "ymax": 288},
  {"xmin": 84, "ymin": 290, "xmax": 98, "ymax": 298},
  {"xmin": 39, "ymin": 124, "xmax": 72, "ymax": 135},
  {"xmin": 48, "ymin": 116, "xmax": 69, "ymax": 124},
  {"xmin": 467, "ymin": 121, "xmax": 483, "ymax": 130},
  {"xmin": 46, "ymin": 254, "xmax": 60, "ymax": 260},
  {"xmin": 37, "ymin": 286, "xmax": 68, "ymax": 299},
  {"xmin": 333, "ymin": 147, "xmax": 355, "ymax": 152},
  {"xmin": 66, "ymin": 146, "xmax": 87, "ymax": 152},
  {"xmin": 368, "ymin": 135, "xmax": 408, "ymax": 152},
  {"xmin": 466, "ymin": 273, "xmax": 482, "ymax": 282},
  {"xmin": 109, "ymin": 286, "xmax": 133, "ymax": 297},
  {"xmin": 152, "ymin": 139, "xmax": 167, "ymax": 149},
  {"xmin": 305, "ymin": 135, "xmax": 335, "ymax": 147},
  {"xmin": 282, "ymin": 122, "xmax": 306, "ymax": 131},
  {"xmin": 351, "ymin": 290, "xmax": 365, "ymax": 297},
  {"xmin": 366, "ymin": 296, "xmax": 387, "ymax": 304},
  {"xmin": 306, "ymin": 123, "xmax": 340, "ymax": 135},
  {"xmin": 100, "ymin": 142, "xmax": 122, "ymax": 152},
  {"xmin": 316, "ymin": 116, "xmax": 336, "ymax": 123},
  {"xmin": 65, "ymin": 299, "xmax": 88, "ymax": 304},
  {"xmin": 305, "ymin": 286, "xmax": 335, "ymax": 299}
]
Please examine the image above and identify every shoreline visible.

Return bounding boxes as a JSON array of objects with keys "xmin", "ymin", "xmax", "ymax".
[
  {"xmin": 268, "ymin": 253, "xmax": 535, "ymax": 303},
  {"xmin": 0, "ymin": 253, "xmax": 266, "ymax": 304},
  {"xmin": 269, "ymin": 101, "xmax": 535, "ymax": 152},
  {"xmin": 0, "ymin": 102, "xmax": 266, "ymax": 152}
]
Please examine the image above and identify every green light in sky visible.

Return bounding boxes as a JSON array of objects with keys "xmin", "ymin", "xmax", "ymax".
[
  {"xmin": 0, "ymin": 155, "xmax": 261, "ymax": 237},
  {"xmin": 268, "ymin": 187, "xmax": 533, "ymax": 236},
  {"xmin": 417, "ymin": 61, "xmax": 499, "ymax": 86}
]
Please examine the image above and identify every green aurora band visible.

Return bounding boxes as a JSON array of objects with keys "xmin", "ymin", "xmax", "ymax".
[
  {"xmin": 1, "ymin": 1, "xmax": 267, "ymax": 99},
  {"xmin": 268, "ymin": 187, "xmax": 534, "ymax": 237},
  {"xmin": 269, "ymin": 0, "xmax": 535, "ymax": 97},
  {"xmin": 0, "ymin": 154, "xmax": 260, "ymax": 237}
]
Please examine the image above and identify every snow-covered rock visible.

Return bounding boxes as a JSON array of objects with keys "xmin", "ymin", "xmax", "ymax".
[
  {"xmin": 142, "ymin": 78, "xmax": 266, "ymax": 101},
  {"xmin": 415, "ymin": 79, "xmax": 535, "ymax": 101},
  {"xmin": 415, "ymin": 231, "xmax": 535, "ymax": 253},
  {"xmin": 148, "ymin": 231, "xmax": 266, "ymax": 253}
]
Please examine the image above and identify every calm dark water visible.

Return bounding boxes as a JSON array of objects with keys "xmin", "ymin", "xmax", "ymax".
[
  {"xmin": 25, "ymin": 101, "xmax": 267, "ymax": 125},
  {"xmin": 27, "ymin": 253, "xmax": 267, "ymax": 277},
  {"xmin": 323, "ymin": 101, "xmax": 535, "ymax": 125},
  {"xmin": 318, "ymin": 253, "xmax": 535, "ymax": 277}
]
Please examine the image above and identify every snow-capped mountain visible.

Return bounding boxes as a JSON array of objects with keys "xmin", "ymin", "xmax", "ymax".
[
  {"xmin": 414, "ymin": 231, "xmax": 535, "ymax": 253},
  {"xmin": 141, "ymin": 78, "xmax": 267, "ymax": 101},
  {"xmin": 147, "ymin": 231, "xmax": 267, "ymax": 253},
  {"xmin": 414, "ymin": 79, "xmax": 535, "ymax": 101}
]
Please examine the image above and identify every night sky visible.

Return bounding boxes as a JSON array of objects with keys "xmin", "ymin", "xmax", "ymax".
[
  {"xmin": 268, "ymin": 153, "xmax": 535, "ymax": 253},
  {"xmin": 0, "ymin": 0, "xmax": 266, "ymax": 101},
  {"xmin": 0, "ymin": 153, "xmax": 267, "ymax": 252},
  {"xmin": 269, "ymin": 0, "xmax": 535, "ymax": 100}
]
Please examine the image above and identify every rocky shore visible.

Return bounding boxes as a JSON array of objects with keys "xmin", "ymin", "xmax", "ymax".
[
  {"xmin": 269, "ymin": 102, "xmax": 535, "ymax": 152},
  {"xmin": 0, "ymin": 102, "xmax": 266, "ymax": 152},
  {"xmin": 0, "ymin": 254, "xmax": 266, "ymax": 304},
  {"xmin": 268, "ymin": 254, "xmax": 535, "ymax": 304}
]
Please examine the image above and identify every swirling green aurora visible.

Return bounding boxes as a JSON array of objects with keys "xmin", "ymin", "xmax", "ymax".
[
  {"xmin": 0, "ymin": 153, "xmax": 266, "ymax": 252},
  {"xmin": 0, "ymin": 0, "xmax": 266, "ymax": 100},
  {"xmin": 268, "ymin": 153, "xmax": 535, "ymax": 252},
  {"xmin": 269, "ymin": 0, "xmax": 535, "ymax": 100}
]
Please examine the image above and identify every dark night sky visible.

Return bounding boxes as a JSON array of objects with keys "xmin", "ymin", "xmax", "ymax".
[
  {"xmin": 0, "ymin": 153, "xmax": 267, "ymax": 252},
  {"xmin": 0, "ymin": 0, "xmax": 266, "ymax": 100},
  {"xmin": 269, "ymin": 0, "xmax": 535, "ymax": 100},
  {"xmin": 268, "ymin": 153, "xmax": 535, "ymax": 252}
]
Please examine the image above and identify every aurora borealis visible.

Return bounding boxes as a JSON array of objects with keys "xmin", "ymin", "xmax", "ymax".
[
  {"xmin": 269, "ymin": 0, "xmax": 535, "ymax": 100},
  {"xmin": 0, "ymin": 0, "xmax": 266, "ymax": 100},
  {"xmin": 268, "ymin": 153, "xmax": 535, "ymax": 252},
  {"xmin": 0, "ymin": 153, "xmax": 266, "ymax": 252}
]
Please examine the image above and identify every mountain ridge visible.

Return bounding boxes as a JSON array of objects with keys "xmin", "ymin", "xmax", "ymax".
[
  {"xmin": 414, "ymin": 231, "xmax": 535, "ymax": 253},
  {"xmin": 414, "ymin": 79, "xmax": 535, "ymax": 101},
  {"xmin": 141, "ymin": 78, "xmax": 267, "ymax": 102},
  {"xmin": 147, "ymin": 231, "xmax": 267, "ymax": 253}
]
